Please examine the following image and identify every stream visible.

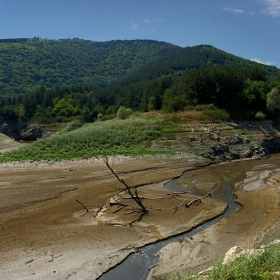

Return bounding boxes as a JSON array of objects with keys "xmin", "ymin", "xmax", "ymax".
[{"xmin": 98, "ymin": 154, "xmax": 280, "ymax": 280}]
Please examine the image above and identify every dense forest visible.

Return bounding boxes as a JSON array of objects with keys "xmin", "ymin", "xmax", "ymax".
[
  {"xmin": 0, "ymin": 38, "xmax": 179, "ymax": 96},
  {"xmin": 0, "ymin": 38, "xmax": 280, "ymax": 121}
]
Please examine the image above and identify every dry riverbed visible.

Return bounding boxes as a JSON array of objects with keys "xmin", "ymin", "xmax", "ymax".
[
  {"xmin": 0, "ymin": 155, "xmax": 226, "ymax": 280},
  {"xmin": 1, "ymin": 136, "xmax": 280, "ymax": 279}
]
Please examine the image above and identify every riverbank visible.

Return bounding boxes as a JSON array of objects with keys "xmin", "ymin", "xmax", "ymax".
[
  {"xmin": 149, "ymin": 155, "xmax": 280, "ymax": 279},
  {"xmin": 0, "ymin": 154, "xmax": 280, "ymax": 279},
  {"xmin": 0, "ymin": 155, "xmax": 227, "ymax": 280}
]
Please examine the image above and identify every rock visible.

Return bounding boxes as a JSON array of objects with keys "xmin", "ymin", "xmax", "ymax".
[
  {"xmin": 226, "ymin": 134, "xmax": 244, "ymax": 145},
  {"xmin": 223, "ymin": 246, "xmax": 243, "ymax": 264},
  {"xmin": 0, "ymin": 119, "xmax": 45, "ymax": 141},
  {"xmin": 0, "ymin": 119, "xmax": 28, "ymax": 140},
  {"xmin": 20, "ymin": 126, "xmax": 43, "ymax": 141},
  {"xmin": 260, "ymin": 136, "xmax": 280, "ymax": 154}
]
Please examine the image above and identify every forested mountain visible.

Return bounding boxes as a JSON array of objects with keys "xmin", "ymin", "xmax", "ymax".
[
  {"xmin": 0, "ymin": 38, "xmax": 179, "ymax": 96},
  {"xmin": 0, "ymin": 38, "xmax": 280, "ymax": 122},
  {"xmin": 120, "ymin": 44, "xmax": 278, "ymax": 85}
]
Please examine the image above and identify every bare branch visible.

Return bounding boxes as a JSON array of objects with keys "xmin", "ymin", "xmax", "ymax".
[
  {"xmin": 103, "ymin": 155, "xmax": 148, "ymax": 213},
  {"xmin": 76, "ymin": 199, "xmax": 89, "ymax": 216},
  {"xmin": 186, "ymin": 192, "xmax": 212, "ymax": 208},
  {"xmin": 173, "ymin": 192, "xmax": 212, "ymax": 214}
]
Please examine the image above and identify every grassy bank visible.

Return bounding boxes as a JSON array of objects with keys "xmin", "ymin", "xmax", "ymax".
[
  {"xmin": 176, "ymin": 241, "xmax": 280, "ymax": 280},
  {"xmin": 0, "ymin": 116, "xmax": 170, "ymax": 162},
  {"xmin": 1, "ymin": 111, "xmax": 278, "ymax": 163}
]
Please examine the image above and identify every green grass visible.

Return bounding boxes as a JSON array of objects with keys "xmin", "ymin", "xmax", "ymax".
[
  {"xmin": 0, "ymin": 117, "xmax": 168, "ymax": 162},
  {"xmin": 175, "ymin": 241, "xmax": 280, "ymax": 280},
  {"xmin": 0, "ymin": 137, "xmax": 5, "ymax": 142},
  {"xmin": 55, "ymin": 121, "xmax": 83, "ymax": 135}
]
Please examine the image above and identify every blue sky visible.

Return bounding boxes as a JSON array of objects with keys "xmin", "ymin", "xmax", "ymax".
[{"xmin": 0, "ymin": 0, "xmax": 280, "ymax": 68}]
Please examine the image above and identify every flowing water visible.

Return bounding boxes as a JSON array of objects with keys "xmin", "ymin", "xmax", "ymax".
[{"xmin": 98, "ymin": 154, "xmax": 280, "ymax": 280}]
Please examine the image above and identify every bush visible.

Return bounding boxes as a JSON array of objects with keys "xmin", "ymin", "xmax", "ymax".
[
  {"xmin": 204, "ymin": 109, "xmax": 230, "ymax": 121},
  {"xmin": 117, "ymin": 106, "xmax": 133, "ymax": 120},
  {"xmin": 183, "ymin": 241, "xmax": 280, "ymax": 280},
  {"xmin": 117, "ymin": 106, "xmax": 127, "ymax": 119},
  {"xmin": 194, "ymin": 104, "xmax": 209, "ymax": 111},
  {"xmin": 255, "ymin": 111, "xmax": 266, "ymax": 120}
]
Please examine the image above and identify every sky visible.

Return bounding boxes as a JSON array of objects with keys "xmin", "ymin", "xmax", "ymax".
[{"xmin": 0, "ymin": 0, "xmax": 280, "ymax": 68}]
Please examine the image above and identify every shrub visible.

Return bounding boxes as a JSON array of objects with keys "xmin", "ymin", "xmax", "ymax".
[
  {"xmin": 117, "ymin": 107, "xmax": 133, "ymax": 120},
  {"xmin": 255, "ymin": 111, "xmax": 266, "ymax": 120},
  {"xmin": 204, "ymin": 109, "xmax": 231, "ymax": 121},
  {"xmin": 194, "ymin": 104, "xmax": 209, "ymax": 111},
  {"xmin": 117, "ymin": 106, "xmax": 127, "ymax": 119}
]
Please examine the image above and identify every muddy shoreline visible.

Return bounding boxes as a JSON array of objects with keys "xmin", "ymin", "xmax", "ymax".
[
  {"xmin": 149, "ymin": 155, "xmax": 280, "ymax": 278},
  {"xmin": 0, "ymin": 155, "xmax": 223, "ymax": 280},
  {"xmin": 1, "ymin": 153, "xmax": 280, "ymax": 279}
]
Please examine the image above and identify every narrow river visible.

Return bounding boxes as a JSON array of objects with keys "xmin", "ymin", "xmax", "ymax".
[{"xmin": 98, "ymin": 154, "xmax": 280, "ymax": 280}]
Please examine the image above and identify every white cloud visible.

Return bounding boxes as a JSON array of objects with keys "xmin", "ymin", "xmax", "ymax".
[
  {"xmin": 223, "ymin": 6, "xmax": 244, "ymax": 13},
  {"xmin": 250, "ymin": 57, "xmax": 275, "ymax": 65},
  {"xmin": 143, "ymin": 18, "xmax": 150, "ymax": 23},
  {"xmin": 260, "ymin": 0, "xmax": 280, "ymax": 17},
  {"xmin": 131, "ymin": 22, "xmax": 140, "ymax": 30}
]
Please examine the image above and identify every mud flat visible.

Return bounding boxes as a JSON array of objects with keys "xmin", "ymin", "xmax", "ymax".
[
  {"xmin": 1, "ymin": 153, "xmax": 280, "ymax": 280},
  {"xmin": 0, "ymin": 132, "xmax": 27, "ymax": 152},
  {"xmin": 0, "ymin": 155, "xmax": 228, "ymax": 280},
  {"xmin": 149, "ymin": 155, "xmax": 280, "ymax": 279}
]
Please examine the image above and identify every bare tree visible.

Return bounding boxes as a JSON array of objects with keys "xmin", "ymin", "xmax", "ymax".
[{"xmin": 103, "ymin": 156, "xmax": 148, "ymax": 215}]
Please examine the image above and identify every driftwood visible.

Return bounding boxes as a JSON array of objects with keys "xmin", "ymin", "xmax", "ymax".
[
  {"xmin": 148, "ymin": 264, "xmax": 158, "ymax": 270},
  {"xmin": 123, "ymin": 208, "xmax": 161, "ymax": 215},
  {"xmin": 122, "ymin": 196, "xmax": 166, "ymax": 200},
  {"xmin": 186, "ymin": 192, "xmax": 212, "ymax": 208},
  {"xmin": 173, "ymin": 194, "xmax": 188, "ymax": 214},
  {"xmin": 173, "ymin": 192, "xmax": 212, "ymax": 214}
]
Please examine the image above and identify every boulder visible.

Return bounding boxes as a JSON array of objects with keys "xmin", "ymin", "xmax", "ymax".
[{"xmin": 20, "ymin": 126, "xmax": 43, "ymax": 141}]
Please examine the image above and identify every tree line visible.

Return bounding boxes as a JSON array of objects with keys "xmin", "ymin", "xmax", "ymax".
[{"xmin": 1, "ymin": 65, "xmax": 280, "ymax": 122}]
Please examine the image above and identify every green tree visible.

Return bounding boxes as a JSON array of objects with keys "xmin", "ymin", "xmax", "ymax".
[
  {"xmin": 105, "ymin": 105, "xmax": 116, "ymax": 115},
  {"xmin": 117, "ymin": 106, "xmax": 132, "ymax": 120},
  {"xmin": 266, "ymin": 87, "xmax": 280, "ymax": 114},
  {"xmin": 81, "ymin": 106, "xmax": 91, "ymax": 122},
  {"xmin": 14, "ymin": 104, "xmax": 26, "ymax": 119},
  {"xmin": 50, "ymin": 97, "xmax": 80, "ymax": 117}
]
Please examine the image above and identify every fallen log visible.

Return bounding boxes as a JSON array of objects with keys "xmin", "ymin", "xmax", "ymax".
[{"xmin": 186, "ymin": 192, "xmax": 212, "ymax": 208}]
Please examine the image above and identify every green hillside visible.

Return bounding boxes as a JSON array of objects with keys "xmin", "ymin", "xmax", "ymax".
[
  {"xmin": 120, "ymin": 44, "xmax": 278, "ymax": 85},
  {"xmin": 0, "ymin": 38, "xmax": 179, "ymax": 96},
  {"xmin": 0, "ymin": 38, "xmax": 280, "ymax": 122},
  {"xmin": 0, "ymin": 38, "xmax": 278, "ymax": 98}
]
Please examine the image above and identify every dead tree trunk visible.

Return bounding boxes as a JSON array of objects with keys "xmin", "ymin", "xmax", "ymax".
[{"xmin": 103, "ymin": 156, "xmax": 148, "ymax": 214}]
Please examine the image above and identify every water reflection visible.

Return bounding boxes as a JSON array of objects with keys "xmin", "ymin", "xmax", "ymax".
[{"xmin": 165, "ymin": 155, "xmax": 280, "ymax": 196}]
